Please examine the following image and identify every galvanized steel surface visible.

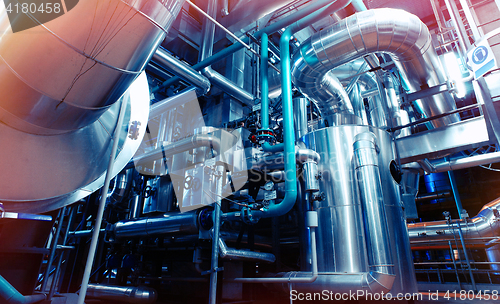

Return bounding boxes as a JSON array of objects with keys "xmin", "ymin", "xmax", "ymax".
[{"xmin": 291, "ymin": 8, "xmax": 459, "ymax": 128}]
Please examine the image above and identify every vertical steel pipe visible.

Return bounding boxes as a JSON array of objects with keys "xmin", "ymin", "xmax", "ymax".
[
  {"xmin": 353, "ymin": 132, "xmax": 395, "ymax": 288},
  {"xmin": 77, "ymin": 97, "xmax": 128, "ymax": 304}
]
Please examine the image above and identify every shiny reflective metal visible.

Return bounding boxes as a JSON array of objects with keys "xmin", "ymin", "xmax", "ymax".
[
  {"xmin": 322, "ymin": 113, "xmax": 363, "ymax": 127},
  {"xmin": 303, "ymin": 161, "xmax": 319, "ymax": 192},
  {"xmin": 197, "ymin": 0, "xmax": 255, "ymax": 106},
  {"xmin": 1, "ymin": 73, "xmax": 150, "ymax": 213},
  {"xmin": 408, "ymin": 196, "xmax": 500, "ymax": 248},
  {"xmin": 291, "ymin": 8, "xmax": 459, "ymax": 128},
  {"xmin": 353, "ymin": 132, "xmax": 395, "ymax": 286},
  {"xmin": 0, "ymin": 0, "xmax": 183, "ymax": 212},
  {"xmin": 381, "ymin": 73, "xmax": 410, "ymax": 137},
  {"xmin": 152, "ymin": 48, "xmax": 211, "ymax": 94},
  {"xmin": 112, "ymin": 212, "xmax": 199, "ymax": 239},
  {"xmin": 293, "ymin": 98, "xmax": 309, "ymax": 140},
  {"xmin": 86, "ymin": 284, "xmax": 157, "ymax": 304},
  {"xmin": 218, "ymin": 237, "xmax": 275, "ymax": 263},
  {"xmin": 220, "ymin": 0, "xmax": 296, "ymax": 33},
  {"xmin": 396, "ymin": 116, "xmax": 490, "ymax": 164},
  {"xmin": 0, "ymin": 0, "xmax": 183, "ymax": 134},
  {"xmin": 299, "ymin": 71, "xmax": 353, "ymax": 115},
  {"xmin": 357, "ymin": 73, "xmax": 386, "ymax": 128},
  {"xmin": 300, "ymin": 125, "xmax": 417, "ymax": 294}
]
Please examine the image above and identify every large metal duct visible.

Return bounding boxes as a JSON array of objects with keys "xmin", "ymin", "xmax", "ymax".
[
  {"xmin": 291, "ymin": 8, "xmax": 459, "ymax": 128},
  {"xmin": 0, "ymin": 0, "xmax": 184, "ymax": 212},
  {"xmin": 408, "ymin": 196, "xmax": 500, "ymax": 248}
]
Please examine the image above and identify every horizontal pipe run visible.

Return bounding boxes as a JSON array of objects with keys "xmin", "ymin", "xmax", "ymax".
[
  {"xmin": 249, "ymin": 147, "xmax": 320, "ymax": 172},
  {"xmin": 234, "ymin": 226, "xmax": 318, "ymax": 283},
  {"xmin": 218, "ymin": 238, "xmax": 276, "ymax": 263},
  {"xmin": 153, "ymin": 0, "xmax": 348, "ymax": 92},
  {"xmin": 152, "ymin": 48, "xmax": 211, "ymax": 94},
  {"xmin": 422, "ymin": 151, "xmax": 500, "ymax": 173},
  {"xmin": 408, "ymin": 196, "xmax": 500, "ymax": 247},
  {"xmin": 112, "ymin": 212, "xmax": 199, "ymax": 239},
  {"xmin": 201, "ymin": 67, "xmax": 255, "ymax": 106},
  {"xmin": 86, "ymin": 284, "xmax": 157, "ymax": 304},
  {"xmin": 133, "ymin": 133, "xmax": 220, "ymax": 165}
]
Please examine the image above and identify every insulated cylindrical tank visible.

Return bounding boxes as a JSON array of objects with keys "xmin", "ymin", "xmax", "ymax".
[{"xmin": 302, "ymin": 125, "xmax": 418, "ymax": 294}]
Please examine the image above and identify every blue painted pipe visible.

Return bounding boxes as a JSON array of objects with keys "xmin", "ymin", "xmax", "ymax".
[
  {"xmin": 0, "ymin": 275, "xmax": 46, "ymax": 304},
  {"xmin": 252, "ymin": 27, "xmax": 297, "ymax": 219},
  {"xmin": 261, "ymin": 33, "xmax": 269, "ymax": 130}
]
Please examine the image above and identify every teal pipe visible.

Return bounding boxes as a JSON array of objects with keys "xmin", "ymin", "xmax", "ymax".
[
  {"xmin": 351, "ymin": 0, "xmax": 367, "ymax": 11},
  {"xmin": 260, "ymin": 0, "xmax": 352, "ymax": 154},
  {"xmin": 0, "ymin": 275, "xmax": 46, "ymax": 304},
  {"xmin": 152, "ymin": 0, "xmax": 342, "ymax": 93},
  {"xmin": 252, "ymin": 27, "xmax": 297, "ymax": 218},
  {"xmin": 261, "ymin": 33, "xmax": 269, "ymax": 130}
]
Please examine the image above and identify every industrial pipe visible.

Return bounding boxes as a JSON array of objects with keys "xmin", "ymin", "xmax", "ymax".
[
  {"xmin": 201, "ymin": 68, "xmax": 255, "ymax": 106},
  {"xmin": 107, "ymin": 170, "xmax": 133, "ymax": 204},
  {"xmin": 352, "ymin": 132, "xmax": 395, "ymax": 290},
  {"xmin": 261, "ymin": 33, "xmax": 270, "ymax": 130},
  {"xmin": 234, "ymin": 211, "xmax": 318, "ymax": 283},
  {"xmin": 197, "ymin": 0, "xmax": 255, "ymax": 106},
  {"xmin": 0, "ymin": 275, "xmax": 46, "ymax": 304},
  {"xmin": 261, "ymin": 0, "xmax": 353, "ymax": 153},
  {"xmin": 112, "ymin": 212, "xmax": 199, "ymax": 239},
  {"xmin": 132, "ymin": 133, "xmax": 221, "ymax": 166},
  {"xmin": 408, "ymin": 196, "xmax": 500, "ymax": 247},
  {"xmin": 291, "ymin": 8, "xmax": 460, "ymax": 128},
  {"xmin": 218, "ymin": 237, "xmax": 276, "ymax": 263},
  {"xmin": 86, "ymin": 284, "xmax": 157, "ymax": 304},
  {"xmin": 152, "ymin": 48, "xmax": 211, "ymax": 95},
  {"xmin": 149, "ymin": 87, "xmax": 199, "ymax": 119},
  {"xmin": 419, "ymin": 152, "xmax": 500, "ymax": 173},
  {"xmin": 153, "ymin": 0, "xmax": 351, "ymax": 92}
]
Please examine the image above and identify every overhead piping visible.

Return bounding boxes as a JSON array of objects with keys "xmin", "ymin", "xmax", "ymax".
[
  {"xmin": 291, "ymin": 8, "xmax": 460, "ymax": 128},
  {"xmin": 197, "ymin": 0, "xmax": 255, "ymax": 106},
  {"xmin": 152, "ymin": 48, "xmax": 211, "ymax": 95},
  {"xmin": 419, "ymin": 152, "xmax": 500, "ymax": 173},
  {"xmin": 153, "ymin": 0, "xmax": 350, "ymax": 92}
]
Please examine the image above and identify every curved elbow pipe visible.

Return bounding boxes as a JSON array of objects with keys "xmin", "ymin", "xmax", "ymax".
[
  {"xmin": 107, "ymin": 170, "xmax": 133, "ymax": 204},
  {"xmin": 291, "ymin": 271, "xmax": 395, "ymax": 294},
  {"xmin": 291, "ymin": 8, "xmax": 459, "ymax": 128},
  {"xmin": 409, "ymin": 196, "xmax": 500, "ymax": 247}
]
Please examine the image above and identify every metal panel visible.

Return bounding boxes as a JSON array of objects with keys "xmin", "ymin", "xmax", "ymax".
[{"xmin": 396, "ymin": 116, "xmax": 491, "ymax": 164}]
